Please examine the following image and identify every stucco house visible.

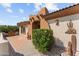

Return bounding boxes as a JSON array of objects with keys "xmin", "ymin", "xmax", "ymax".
[{"xmin": 17, "ymin": 4, "xmax": 79, "ymax": 55}]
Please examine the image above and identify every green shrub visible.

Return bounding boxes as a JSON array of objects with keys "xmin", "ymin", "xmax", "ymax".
[
  {"xmin": 0, "ymin": 25, "xmax": 19, "ymax": 33},
  {"xmin": 32, "ymin": 29, "xmax": 54, "ymax": 53}
]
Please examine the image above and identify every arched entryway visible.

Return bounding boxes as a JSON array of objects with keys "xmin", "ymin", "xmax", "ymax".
[
  {"xmin": 28, "ymin": 15, "xmax": 49, "ymax": 40},
  {"xmin": 27, "ymin": 20, "xmax": 40, "ymax": 39},
  {"xmin": 32, "ymin": 21, "xmax": 40, "ymax": 29}
]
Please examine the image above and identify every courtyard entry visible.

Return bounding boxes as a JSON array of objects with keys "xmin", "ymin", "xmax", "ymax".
[
  {"xmin": 21, "ymin": 26, "xmax": 26, "ymax": 35},
  {"xmin": 32, "ymin": 21, "xmax": 40, "ymax": 29}
]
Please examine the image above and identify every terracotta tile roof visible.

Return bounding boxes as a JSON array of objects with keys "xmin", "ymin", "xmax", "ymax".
[
  {"xmin": 17, "ymin": 21, "xmax": 30, "ymax": 27},
  {"xmin": 44, "ymin": 4, "xmax": 79, "ymax": 20}
]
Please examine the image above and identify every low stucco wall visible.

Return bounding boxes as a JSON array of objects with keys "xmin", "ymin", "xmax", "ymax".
[
  {"xmin": 47, "ymin": 13, "xmax": 79, "ymax": 51},
  {"xmin": 0, "ymin": 33, "xmax": 9, "ymax": 56},
  {"xmin": 0, "ymin": 42, "xmax": 9, "ymax": 56},
  {"xmin": 8, "ymin": 42, "xmax": 23, "ymax": 56}
]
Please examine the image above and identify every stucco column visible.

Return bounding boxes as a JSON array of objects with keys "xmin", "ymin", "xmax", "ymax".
[
  {"xmin": 25, "ymin": 27, "xmax": 28, "ymax": 35},
  {"xmin": 27, "ymin": 21, "xmax": 32, "ymax": 39},
  {"xmin": 29, "ymin": 22, "xmax": 32, "ymax": 39},
  {"xmin": 19, "ymin": 26, "xmax": 21, "ymax": 35},
  {"xmin": 38, "ymin": 15, "xmax": 49, "ymax": 29}
]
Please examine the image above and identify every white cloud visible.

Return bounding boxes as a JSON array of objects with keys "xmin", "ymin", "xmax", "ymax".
[
  {"xmin": 45, "ymin": 3, "xmax": 59, "ymax": 12},
  {"xmin": 73, "ymin": 3, "xmax": 78, "ymax": 4},
  {"xmin": 26, "ymin": 3, "xmax": 30, "ymax": 6},
  {"xmin": 19, "ymin": 8, "xmax": 24, "ymax": 14},
  {"xmin": 23, "ymin": 17, "xmax": 26, "ymax": 20},
  {"xmin": 34, "ymin": 3, "xmax": 59, "ymax": 13},
  {"xmin": 11, "ymin": 15, "xmax": 19, "ymax": 18},
  {"xmin": 6, "ymin": 8, "xmax": 13, "ymax": 13},
  {"xmin": 23, "ymin": 17, "xmax": 29, "ymax": 21},
  {"xmin": 33, "ymin": 3, "xmax": 43, "ymax": 12},
  {"xmin": 0, "ymin": 3, "xmax": 11, "ymax": 8},
  {"xmin": 0, "ymin": 3, "xmax": 13, "ymax": 13}
]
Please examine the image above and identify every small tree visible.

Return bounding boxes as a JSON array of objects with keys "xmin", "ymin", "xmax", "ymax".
[{"xmin": 32, "ymin": 29, "xmax": 54, "ymax": 53}]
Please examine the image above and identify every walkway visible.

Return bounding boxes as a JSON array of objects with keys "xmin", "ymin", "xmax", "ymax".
[
  {"xmin": 7, "ymin": 35, "xmax": 42, "ymax": 56},
  {"xmin": 7, "ymin": 35, "xmax": 65, "ymax": 56}
]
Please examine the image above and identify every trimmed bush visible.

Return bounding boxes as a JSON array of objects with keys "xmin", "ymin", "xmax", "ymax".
[
  {"xmin": 32, "ymin": 29, "xmax": 54, "ymax": 53},
  {"xmin": 0, "ymin": 25, "xmax": 19, "ymax": 33}
]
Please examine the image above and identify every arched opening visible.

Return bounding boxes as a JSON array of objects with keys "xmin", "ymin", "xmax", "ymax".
[
  {"xmin": 32, "ymin": 21, "xmax": 40, "ymax": 29},
  {"xmin": 21, "ymin": 26, "xmax": 26, "ymax": 34}
]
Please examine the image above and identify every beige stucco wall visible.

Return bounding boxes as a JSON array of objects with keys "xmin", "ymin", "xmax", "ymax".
[
  {"xmin": 47, "ymin": 13, "xmax": 79, "ymax": 51},
  {"xmin": 0, "ymin": 42, "xmax": 9, "ymax": 56}
]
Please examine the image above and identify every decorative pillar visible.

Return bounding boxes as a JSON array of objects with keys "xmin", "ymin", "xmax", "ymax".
[
  {"xmin": 71, "ymin": 35, "xmax": 77, "ymax": 56},
  {"xmin": 65, "ymin": 20, "xmax": 77, "ymax": 56},
  {"xmin": 67, "ymin": 41, "xmax": 72, "ymax": 56}
]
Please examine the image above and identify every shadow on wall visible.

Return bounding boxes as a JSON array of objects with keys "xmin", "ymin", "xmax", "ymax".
[
  {"xmin": 54, "ymin": 37, "xmax": 65, "ymax": 48},
  {"xmin": 43, "ymin": 37, "xmax": 65, "ymax": 56}
]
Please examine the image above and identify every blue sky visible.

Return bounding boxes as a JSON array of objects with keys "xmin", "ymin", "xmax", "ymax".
[{"xmin": 0, "ymin": 3, "xmax": 74, "ymax": 25}]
